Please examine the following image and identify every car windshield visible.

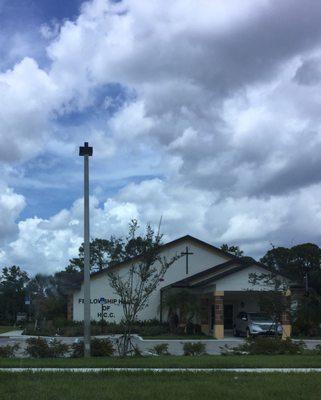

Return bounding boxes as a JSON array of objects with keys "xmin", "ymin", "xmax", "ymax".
[{"xmin": 248, "ymin": 313, "xmax": 271, "ymax": 322}]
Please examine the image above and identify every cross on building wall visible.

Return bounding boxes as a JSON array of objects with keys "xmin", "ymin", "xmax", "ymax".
[{"xmin": 181, "ymin": 246, "xmax": 194, "ymax": 274}]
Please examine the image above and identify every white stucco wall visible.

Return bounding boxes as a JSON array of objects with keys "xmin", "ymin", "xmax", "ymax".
[
  {"xmin": 72, "ymin": 238, "xmax": 231, "ymax": 322},
  {"xmin": 72, "ymin": 240, "xmax": 284, "ymax": 324},
  {"xmin": 215, "ymin": 265, "xmax": 277, "ymax": 291}
]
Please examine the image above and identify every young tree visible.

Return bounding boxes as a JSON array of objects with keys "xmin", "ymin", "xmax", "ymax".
[
  {"xmin": 107, "ymin": 220, "xmax": 180, "ymax": 356},
  {"xmin": 249, "ymin": 270, "xmax": 289, "ymax": 336}
]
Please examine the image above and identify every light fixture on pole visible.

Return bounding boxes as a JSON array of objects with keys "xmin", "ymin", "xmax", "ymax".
[{"xmin": 79, "ymin": 141, "xmax": 93, "ymax": 357}]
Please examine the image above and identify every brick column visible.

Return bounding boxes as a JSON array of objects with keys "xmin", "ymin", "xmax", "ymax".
[
  {"xmin": 213, "ymin": 291, "xmax": 224, "ymax": 339},
  {"xmin": 282, "ymin": 289, "xmax": 291, "ymax": 339},
  {"xmin": 67, "ymin": 294, "xmax": 73, "ymax": 321}
]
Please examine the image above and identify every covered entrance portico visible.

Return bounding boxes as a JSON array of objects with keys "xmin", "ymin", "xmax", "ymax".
[
  {"xmin": 161, "ymin": 259, "xmax": 292, "ymax": 339},
  {"xmin": 200, "ymin": 289, "xmax": 279, "ymax": 338}
]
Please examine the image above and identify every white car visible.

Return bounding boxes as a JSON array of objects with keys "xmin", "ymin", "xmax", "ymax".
[{"xmin": 233, "ymin": 312, "xmax": 283, "ymax": 337}]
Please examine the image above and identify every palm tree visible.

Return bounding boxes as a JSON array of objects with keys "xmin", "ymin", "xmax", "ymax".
[{"xmin": 163, "ymin": 289, "xmax": 201, "ymax": 334}]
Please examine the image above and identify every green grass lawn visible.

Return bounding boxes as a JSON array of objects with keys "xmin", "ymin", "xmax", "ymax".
[
  {"xmin": 0, "ymin": 326, "xmax": 15, "ymax": 334},
  {"xmin": 0, "ymin": 355, "xmax": 321, "ymax": 368},
  {"xmin": 1, "ymin": 371, "xmax": 321, "ymax": 400}
]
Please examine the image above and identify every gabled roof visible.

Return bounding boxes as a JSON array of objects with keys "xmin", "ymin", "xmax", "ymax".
[
  {"xmin": 161, "ymin": 258, "xmax": 284, "ymax": 291},
  {"xmin": 87, "ymin": 234, "xmax": 237, "ymax": 281}
]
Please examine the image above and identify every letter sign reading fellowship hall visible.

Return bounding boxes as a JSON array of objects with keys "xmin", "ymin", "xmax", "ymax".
[{"xmin": 78, "ymin": 297, "xmax": 123, "ymax": 319}]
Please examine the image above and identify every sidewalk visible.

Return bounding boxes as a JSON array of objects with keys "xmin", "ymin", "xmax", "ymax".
[
  {"xmin": 0, "ymin": 330, "xmax": 23, "ymax": 337},
  {"xmin": 1, "ymin": 367, "xmax": 321, "ymax": 373}
]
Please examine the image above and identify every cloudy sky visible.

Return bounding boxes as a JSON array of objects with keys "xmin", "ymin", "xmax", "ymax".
[{"xmin": 1, "ymin": 0, "xmax": 321, "ymax": 275}]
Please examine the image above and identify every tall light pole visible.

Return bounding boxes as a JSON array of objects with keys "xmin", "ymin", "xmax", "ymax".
[{"xmin": 79, "ymin": 141, "xmax": 93, "ymax": 357}]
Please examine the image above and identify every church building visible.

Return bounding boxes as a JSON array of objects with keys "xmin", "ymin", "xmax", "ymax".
[{"xmin": 70, "ymin": 235, "xmax": 292, "ymax": 339}]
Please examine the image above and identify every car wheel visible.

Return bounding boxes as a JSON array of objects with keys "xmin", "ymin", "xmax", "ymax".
[{"xmin": 246, "ymin": 327, "xmax": 251, "ymax": 338}]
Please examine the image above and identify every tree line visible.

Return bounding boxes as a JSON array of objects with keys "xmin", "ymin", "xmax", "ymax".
[
  {"xmin": 1, "ymin": 229, "xmax": 321, "ymax": 335},
  {"xmin": 0, "ymin": 221, "xmax": 165, "ymax": 325}
]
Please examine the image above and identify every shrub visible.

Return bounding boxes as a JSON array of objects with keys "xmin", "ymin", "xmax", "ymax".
[
  {"xmin": 231, "ymin": 337, "xmax": 305, "ymax": 355},
  {"xmin": 183, "ymin": 341, "xmax": 206, "ymax": 356},
  {"xmin": 53, "ymin": 317, "xmax": 77, "ymax": 328},
  {"xmin": 48, "ymin": 338, "xmax": 70, "ymax": 358},
  {"xmin": 151, "ymin": 343, "xmax": 169, "ymax": 355},
  {"xmin": 138, "ymin": 325, "xmax": 169, "ymax": 336},
  {"xmin": 0, "ymin": 343, "xmax": 19, "ymax": 358},
  {"xmin": 71, "ymin": 341, "xmax": 83, "ymax": 358},
  {"xmin": 71, "ymin": 338, "xmax": 114, "ymax": 357},
  {"xmin": 22, "ymin": 319, "xmax": 170, "ymax": 337},
  {"xmin": 91, "ymin": 338, "xmax": 114, "ymax": 356},
  {"xmin": 313, "ymin": 344, "xmax": 321, "ymax": 355},
  {"xmin": 25, "ymin": 337, "xmax": 69, "ymax": 358},
  {"xmin": 25, "ymin": 337, "xmax": 52, "ymax": 358},
  {"xmin": 135, "ymin": 319, "xmax": 168, "ymax": 327},
  {"xmin": 59, "ymin": 326, "xmax": 84, "ymax": 337},
  {"xmin": 23, "ymin": 324, "xmax": 56, "ymax": 337}
]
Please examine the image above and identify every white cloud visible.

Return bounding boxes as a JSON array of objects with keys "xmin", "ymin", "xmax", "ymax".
[
  {"xmin": 5, "ymin": 177, "xmax": 321, "ymax": 274},
  {"xmin": 0, "ymin": 57, "xmax": 58, "ymax": 162},
  {"xmin": 0, "ymin": 186, "xmax": 25, "ymax": 242},
  {"xmin": 2, "ymin": 1, "xmax": 321, "ymax": 273},
  {"xmin": 109, "ymin": 101, "xmax": 155, "ymax": 140}
]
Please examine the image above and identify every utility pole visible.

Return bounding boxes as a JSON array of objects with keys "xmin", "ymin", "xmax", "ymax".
[{"xmin": 79, "ymin": 142, "xmax": 93, "ymax": 357}]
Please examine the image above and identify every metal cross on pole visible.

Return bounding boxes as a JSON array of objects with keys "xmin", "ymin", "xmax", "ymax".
[
  {"xmin": 79, "ymin": 141, "xmax": 93, "ymax": 357},
  {"xmin": 181, "ymin": 246, "xmax": 194, "ymax": 275}
]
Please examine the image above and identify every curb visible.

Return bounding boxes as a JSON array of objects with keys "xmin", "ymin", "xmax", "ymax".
[{"xmin": 1, "ymin": 367, "xmax": 321, "ymax": 373}]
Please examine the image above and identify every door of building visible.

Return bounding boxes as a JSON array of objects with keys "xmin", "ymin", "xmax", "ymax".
[
  {"xmin": 210, "ymin": 304, "xmax": 215, "ymax": 330},
  {"xmin": 224, "ymin": 304, "xmax": 234, "ymax": 329}
]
